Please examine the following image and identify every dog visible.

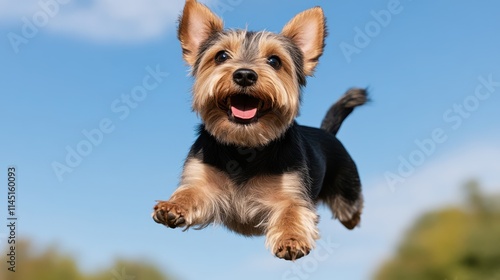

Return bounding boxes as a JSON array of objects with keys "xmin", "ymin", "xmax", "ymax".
[{"xmin": 152, "ymin": 0, "xmax": 366, "ymax": 261}]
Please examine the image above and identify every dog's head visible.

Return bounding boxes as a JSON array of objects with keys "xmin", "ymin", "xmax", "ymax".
[{"xmin": 179, "ymin": 0, "xmax": 326, "ymax": 147}]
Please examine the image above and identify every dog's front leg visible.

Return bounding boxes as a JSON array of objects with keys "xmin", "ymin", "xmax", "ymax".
[
  {"xmin": 152, "ymin": 158, "xmax": 231, "ymax": 229},
  {"xmin": 261, "ymin": 173, "xmax": 320, "ymax": 261}
]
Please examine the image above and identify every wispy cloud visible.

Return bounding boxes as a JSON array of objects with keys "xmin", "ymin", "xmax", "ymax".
[
  {"xmin": 0, "ymin": 0, "xmax": 216, "ymax": 42},
  {"xmin": 50, "ymin": 0, "xmax": 184, "ymax": 42},
  {"xmin": 0, "ymin": 0, "xmax": 40, "ymax": 19}
]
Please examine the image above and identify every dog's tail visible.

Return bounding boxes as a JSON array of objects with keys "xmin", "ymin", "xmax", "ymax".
[{"xmin": 320, "ymin": 88, "xmax": 368, "ymax": 135}]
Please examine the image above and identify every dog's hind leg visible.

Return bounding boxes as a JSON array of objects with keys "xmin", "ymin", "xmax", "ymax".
[
  {"xmin": 319, "ymin": 147, "xmax": 363, "ymax": 230},
  {"xmin": 321, "ymin": 176, "xmax": 363, "ymax": 229}
]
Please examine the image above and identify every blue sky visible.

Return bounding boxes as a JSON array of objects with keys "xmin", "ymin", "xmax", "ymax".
[{"xmin": 1, "ymin": 0, "xmax": 500, "ymax": 279}]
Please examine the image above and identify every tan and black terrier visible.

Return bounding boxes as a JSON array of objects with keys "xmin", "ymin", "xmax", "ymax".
[{"xmin": 153, "ymin": 0, "xmax": 366, "ymax": 261}]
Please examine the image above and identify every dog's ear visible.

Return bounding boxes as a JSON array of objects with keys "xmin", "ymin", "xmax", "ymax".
[
  {"xmin": 178, "ymin": 0, "xmax": 223, "ymax": 66},
  {"xmin": 281, "ymin": 7, "xmax": 326, "ymax": 76}
]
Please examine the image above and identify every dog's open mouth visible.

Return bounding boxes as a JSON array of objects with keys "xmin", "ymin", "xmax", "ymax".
[
  {"xmin": 222, "ymin": 94, "xmax": 264, "ymax": 124},
  {"xmin": 230, "ymin": 94, "xmax": 259, "ymax": 121}
]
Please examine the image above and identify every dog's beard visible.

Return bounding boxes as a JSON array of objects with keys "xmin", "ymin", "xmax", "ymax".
[{"xmin": 198, "ymin": 101, "xmax": 292, "ymax": 147}]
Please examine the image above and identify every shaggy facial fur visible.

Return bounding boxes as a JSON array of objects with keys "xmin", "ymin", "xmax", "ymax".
[{"xmin": 153, "ymin": 0, "xmax": 366, "ymax": 261}]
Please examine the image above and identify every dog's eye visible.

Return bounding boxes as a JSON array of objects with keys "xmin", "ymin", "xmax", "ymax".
[
  {"xmin": 267, "ymin": 55, "xmax": 282, "ymax": 70},
  {"xmin": 215, "ymin": 50, "xmax": 230, "ymax": 64}
]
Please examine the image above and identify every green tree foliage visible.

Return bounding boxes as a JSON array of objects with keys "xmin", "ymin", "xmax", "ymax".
[
  {"xmin": 375, "ymin": 181, "xmax": 500, "ymax": 280},
  {"xmin": 1, "ymin": 240, "xmax": 170, "ymax": 280}
]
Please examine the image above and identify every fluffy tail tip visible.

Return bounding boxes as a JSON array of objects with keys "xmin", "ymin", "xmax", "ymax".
[{"xmin": 341, "ymin": 88, "xmax": 368, "ymax": 108}]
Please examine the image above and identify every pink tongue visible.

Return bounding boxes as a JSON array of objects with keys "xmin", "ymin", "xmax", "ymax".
[{"xmin": 231, "ymin": 106, "xmax": 257, "ymax": 120}]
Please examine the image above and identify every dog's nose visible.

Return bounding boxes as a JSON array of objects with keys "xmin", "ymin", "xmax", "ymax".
[{"xmin": 233, "ymin": 68, "xmax": 258, "ymax": 87}]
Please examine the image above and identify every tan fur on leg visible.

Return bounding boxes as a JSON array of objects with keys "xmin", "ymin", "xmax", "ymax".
[
  {"xmin": 261, "ymin": 173, "xmax": 319, "ymax": 260},
  {"xmin": 153, "ymin": 158, "xmax": 232, "ymax": 229}
]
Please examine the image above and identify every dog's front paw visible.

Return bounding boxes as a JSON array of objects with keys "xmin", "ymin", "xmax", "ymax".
[
  {"xmin": 152, "ymin": 201, "xmax": 188, "ymax": 228},
  {"xmin": 274, "ymin": 237, "xmax": 311, "ymax": 261}
]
